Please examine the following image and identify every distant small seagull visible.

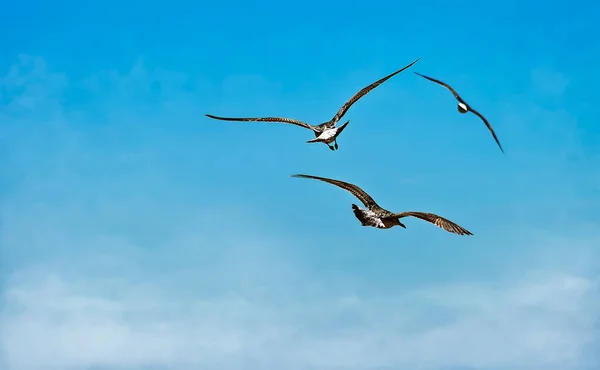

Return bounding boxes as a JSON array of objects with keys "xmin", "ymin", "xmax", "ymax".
[
  {"xmin": 413, "ymin": 72, "xmax": 504, "ymax": 153},
  {"xmin": 206, "ymin": 57, "xmax": 421, "ymax": 151},
  {"xmin": 291, "ymin": 174, "xmax": 473, "ymax": 235}
]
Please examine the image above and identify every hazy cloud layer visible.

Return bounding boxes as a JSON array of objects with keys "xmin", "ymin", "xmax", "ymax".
[{"xmin": 2, "ymin": 253, "xmax": 598, "ymax": 370}]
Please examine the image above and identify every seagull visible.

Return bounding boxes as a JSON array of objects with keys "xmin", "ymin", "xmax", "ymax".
[
  {"xmin": 206, "ymin": 57, "xmax": 421, "ymax": 151},
  {"xmin": 413, "ymin": 72, "xmax": 504, "ymax": 153},
  {"xmin": 291, "ymin": 174, "xmax": 473, "ymax": 235}
]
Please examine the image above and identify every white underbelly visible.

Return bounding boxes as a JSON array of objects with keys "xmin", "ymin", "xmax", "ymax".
[
  {"xmin": 316, "ymin": 128, "xmax": 338, "ymax": 143},
  {"xmin": 362, "ymin": 209, "xmax": 387, "ymax": 228}
]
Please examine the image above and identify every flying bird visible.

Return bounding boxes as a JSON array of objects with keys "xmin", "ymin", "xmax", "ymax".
[
  {"xmin": 291, "ymin": 174, "xmax": 473, "ymax": 236},
  {"xmin": 205, "ymin": 57, "xmax": 421, "ymax": 151},
  {"xmin": 413, "ymin": 72, "xmax": 504, "ymax": 153}
]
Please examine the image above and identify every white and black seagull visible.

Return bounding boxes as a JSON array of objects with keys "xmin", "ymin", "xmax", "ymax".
[
  {"xmin": 291, "ymin": 174, "xmax": 473, "ymax": 236},
  {"xmin": 413, "ymin": 72, "xmax": 504, "ymax": 153},
  {"xmin": 205, "ymin": 57, "xmax": 421, "ymax": 151}
]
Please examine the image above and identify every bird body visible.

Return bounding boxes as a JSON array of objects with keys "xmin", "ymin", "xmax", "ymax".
[
  {"xmin": 413, "ymin": 72, "xmax": 504, "ymax": 153},
  {"xmin": 306, "ymin": 120, "xmax": 350, "ymax": 147},
  {"xmin": 205, "ymin": 57, "xmax": 421, "ymax": 151},
  {"xmin": 352, "ymin": 204, "xmax": 401, "ymax": 229},
  {"xmin": 291, "ymin": 174, "xmax": 473, "ymax": 236}
]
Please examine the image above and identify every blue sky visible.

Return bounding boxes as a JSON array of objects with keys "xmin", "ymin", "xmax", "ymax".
[{"xmin": 1, "ymin": 1, "xmax": 599, "ymax": 369}]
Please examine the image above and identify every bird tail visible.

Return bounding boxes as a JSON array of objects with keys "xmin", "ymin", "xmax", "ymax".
[
  {"xmin": 351, "ymin": 204, "xmax": 369, "ymax": 227},
  {"xmin": 337, "ymin": 120, "xmax": 350, "ymax": 134}
]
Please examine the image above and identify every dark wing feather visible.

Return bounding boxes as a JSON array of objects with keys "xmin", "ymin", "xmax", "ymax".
[
  {"xmin": 413, "ymin": 72, "xmax": 464, "ymax": 102},
  {"xmin": 392, "ymin": 211, "xmax": 473, "ymax": 236},
  {"xmin": 330, "ymin": 57, "xmax": 421, "ymax": 125},
  {"xmin": 290, "ymin": 174, "xmax": 381, "ymax": 209},
  {"xmin": 468, "ymin": 108, "xmax": 505, "ymax": 153},
  {"xmin": 205, "ymin": 114, "xmax": 314, "ymax": 130}
]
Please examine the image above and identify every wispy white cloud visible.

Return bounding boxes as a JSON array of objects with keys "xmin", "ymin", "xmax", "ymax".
[
  {"xmin": 1, "ymin": 250, "xmax": 598, "ymax": 370},
  {"xmin": 0, "ymin": 54, "xmax": 67, "ymax": 117}
]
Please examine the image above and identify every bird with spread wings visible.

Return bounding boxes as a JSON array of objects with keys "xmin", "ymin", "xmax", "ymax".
[
  {"xmin": 413, "ymin": 72, "xmax": 504, "ymax": 153},
  {"xmin": 205, "ymin": 57, "xmax": 421, "ymax": 151},
  {"xmin": 291, "ymin": 174, "xmax": 473, "ymax": 236}
]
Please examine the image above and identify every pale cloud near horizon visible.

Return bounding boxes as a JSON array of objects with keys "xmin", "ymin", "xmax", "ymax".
[
  {"xmin": 1, "ymin": 54, "xmax": 599, "ymax": 370},
  {"xmin": 1, "ymin": 245, "xmax": 598, "ymax": 370}
]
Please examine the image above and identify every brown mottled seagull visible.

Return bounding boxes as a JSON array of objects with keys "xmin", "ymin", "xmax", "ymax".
[
  {"xmin": 205, "ymin": 57, "xmax": 421, "ymax": 151},
  {"xmin": 413, "ymin": 72, "xmax": 504, "ymax": 153},
  {"xmin": 291, "ymin": 174, "xmax": 473, "ymax": 236}
]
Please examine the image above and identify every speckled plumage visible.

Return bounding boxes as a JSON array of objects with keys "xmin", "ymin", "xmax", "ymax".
[
  {"xmin": 291, "ymin": 174, "xmax": 473, "ymax": 236},
  {"xmin": 205, "ymin": 57, "xmax": 421, "ymax": 151},
  {"xmin": 413, "ymin": 72, "xmax": 504, "ymax": 153}
]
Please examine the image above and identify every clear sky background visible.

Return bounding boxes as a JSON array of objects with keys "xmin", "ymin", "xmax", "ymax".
[{"xmin": 1, "ymin": 1, "xmax": 600, "ymax": 369}]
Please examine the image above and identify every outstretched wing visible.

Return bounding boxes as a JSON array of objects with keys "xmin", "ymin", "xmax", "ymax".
[
  {"xmin": 468, "ymin": 108, "xmax": 505, "ymax": 153},
  {"xmin": 205, "ymin": 114, "xmax": 314, "ymax": 130},
  {"xmin": 329, "ymin": 57, "xmax": 421, "ymax": 126},
  {"xmin": 413, "ymin": 72, "xmax": 464, "ymax": 102},
  {"xmin": 392, "ymin": 211, "xmax": 473, "ymax": 235},
  {"xmin": 290, "ymin": 174, "xmax": 381, "ymax": 209}
]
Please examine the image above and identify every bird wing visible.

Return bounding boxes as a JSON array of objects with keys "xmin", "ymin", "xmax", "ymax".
[
  {"xmin": 391, "ymin": 211, "xmax": 473, "ymax": 235},
  {"xmin": 205, "ymin": 114, "xmax": 314, "ymax": 130},
  {"xmin": 329, "ymin": 57, "xmax": 421, "ymax": 126},
  {"xmin": 468, "ymin": 107, "xmax": 505, "ymax": 153},
  {"xmin": 413, "ymin": 72, "xmax": 464, "ymax": 102},
  {"xmin": 290, "ymin": 174, "xmax": 381, "ymax": 209}
]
